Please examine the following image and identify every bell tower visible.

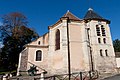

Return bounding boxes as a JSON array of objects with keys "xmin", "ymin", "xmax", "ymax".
[{"xmin": 84, "ymin": 8, "xmax": 116, "ymax": 73}]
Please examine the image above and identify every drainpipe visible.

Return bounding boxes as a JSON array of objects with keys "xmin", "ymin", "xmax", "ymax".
[
  {"xmin": 61, "ymin": 17, "xmax": 71, "ymax": 80},
  {"xmin": 66, "ymin": 18, "xmax": 71, "ymax": 80}
]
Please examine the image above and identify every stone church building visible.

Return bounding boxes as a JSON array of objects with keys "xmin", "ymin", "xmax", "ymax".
[{"xmin": 17, "ymin": 8, "xmax": 116, "ymax": 76}]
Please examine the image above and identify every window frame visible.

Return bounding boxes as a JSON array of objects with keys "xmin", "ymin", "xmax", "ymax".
[
  {"xmin": 35, "ymin": 50, "xmax": 42, "ymax": 61},
  {"xmin": 103, "ymin": 38, "xmax": 106, "ymax": 44},
  {"xmin": 105, "ymin": 49, "xmax": 108, "ymax": 56},
  {"xmin": 55, "ymin": 29, "xmax": 60, "ymax": 50},
  {"xmin": 100, "ymin": 49, "xmax": 103, "ymax": 57},
  {"xmin": 98, "ymin": 38, "xmax": 101, "ymax": 43}
]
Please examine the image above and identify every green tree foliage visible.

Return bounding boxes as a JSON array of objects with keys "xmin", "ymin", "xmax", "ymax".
[
  {"xmin": 113, "ymin": 39, "xmax": 120, "ymax": 52},
  {"xmin": 0, "ymin": 12, "xmax": 39, "ymax": 72}
]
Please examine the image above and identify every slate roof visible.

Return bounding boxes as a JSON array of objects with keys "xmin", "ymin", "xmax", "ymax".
[
  {"xmin": 84, "ymin": 8, "xmax": 103, "ymax": 20},
  {"xmin": 84, "ymin": 8, "xmax": 110, "ymax": 23},
  {"xmin": 62, "ymin": 10, "xmax": 81, "ymax": 21}
]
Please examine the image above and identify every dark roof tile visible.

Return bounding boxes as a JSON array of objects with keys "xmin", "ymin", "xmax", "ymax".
[
  {"xmin": 84, "ymin": 8, "xmax": 110, "ymax": 23},
  {"xmin": 84, "ymin": 8, "xmax": 103, "ymax": 20}
]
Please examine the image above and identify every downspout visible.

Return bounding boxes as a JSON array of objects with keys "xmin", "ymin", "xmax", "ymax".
[
  {"xmin": 61, "ymin": 17, "xmax": 71, "ymax": 80},
  {"xmin": 66, "ymin": 17, "xmax": 71, "ymax": 80}
]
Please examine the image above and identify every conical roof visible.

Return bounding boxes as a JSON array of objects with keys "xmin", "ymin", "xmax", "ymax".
[
  {"xmin": 84, "ymin": 8, "xmax": 110, "ymax": 23},
  {"xmin": 63, "ymin": 10, "xmax": 81, "ymax": 21},
  {"xmin": 84, "ymin": 8, "xmax": 103, "ymax": 20}
]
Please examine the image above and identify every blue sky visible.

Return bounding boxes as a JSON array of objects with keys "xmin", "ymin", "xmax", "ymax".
[{"xmin": 0, "ymin": 0, "xmax": 120, "ymax": 43}]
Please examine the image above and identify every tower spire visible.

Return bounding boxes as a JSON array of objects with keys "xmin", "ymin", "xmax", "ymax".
[{"xmin": 88, "ymin": 8, "xmax": 93, "ymax": 11}]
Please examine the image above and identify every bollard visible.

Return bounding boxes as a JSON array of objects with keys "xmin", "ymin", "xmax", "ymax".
[
  {"xmin": 80, "ymin": 72, "xmax": 82, "ymax": 80},
  {"xmin": 40, "ymin": 72, "xmax": 44, "ymax": 80}
]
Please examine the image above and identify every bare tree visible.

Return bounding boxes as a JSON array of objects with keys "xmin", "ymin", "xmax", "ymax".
[{"xmin": 0, "ymin": 12, "xmax": 28, "ymax": 39}]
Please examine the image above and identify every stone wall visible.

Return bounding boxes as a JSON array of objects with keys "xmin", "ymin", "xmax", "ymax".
[{"xmin": 17, "ymin": 48, "xmax": 28, "ymax": 75}]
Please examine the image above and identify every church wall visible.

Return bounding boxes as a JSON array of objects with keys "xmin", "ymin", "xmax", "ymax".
[
  {"xmin": 68, "ymin": 23, "xmax": 86, "ymax": 72},
  {"xmin": 48, "ymin": 22, "xmax": 68, "ymax": 75},
  {"xmin": 68, "ymin": 22, "xmax": 91, "ymax": 72}
]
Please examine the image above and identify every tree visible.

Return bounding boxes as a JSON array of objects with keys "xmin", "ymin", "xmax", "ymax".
[
  {"xmin": 113, "ymin": 39, "xmax": 120, "ymax": 52},
  {"xmin": 0, "ymin": 12, "xmax": 39, "ymax": 72}
]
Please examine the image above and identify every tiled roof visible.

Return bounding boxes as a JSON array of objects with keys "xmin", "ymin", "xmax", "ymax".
[
  {"xmin": 84, "ymin": 8, "xmax": 103, "ymax": 20},
  {"xmin": 48, "ymin": 11, "xmax": 81, "ymax": 29},
  {"xmin": 63, "ymin": 10, "xmax": 81, "ymax": 21}
]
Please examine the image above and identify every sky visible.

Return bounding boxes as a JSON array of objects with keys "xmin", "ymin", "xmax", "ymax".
[{"xmin": 0, "ymin": 0, "xmax": 120, "ymax": 47}]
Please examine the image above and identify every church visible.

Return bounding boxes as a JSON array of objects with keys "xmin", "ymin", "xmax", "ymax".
[{"xmin": 17, "ymin": 8, "xmax": 117, "ymax": 76}]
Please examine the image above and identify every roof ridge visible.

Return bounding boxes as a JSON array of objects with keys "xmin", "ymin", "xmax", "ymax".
[{"xmin": 63, "ymin": 10, "xmax": 81, "ymax": 21}]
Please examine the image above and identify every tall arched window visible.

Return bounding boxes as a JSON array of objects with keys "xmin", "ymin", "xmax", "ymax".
[
  {"xmin": 36, "ymin": 50, "xmax": 42, "ymax": 61},
  {"xmin": 98, "ymin": 38, "xmax": 101, "ymax": 43},
  {"xmin": 103, "ymin": 38, "xmax": 106, "ymax": 44},
  {"xmin": 105, "ymin": 49, "xmax": 108, "ymax": 56},
  {"xmin": 55, "ymin": 29, "xmax": 60, "ymax": 50}
]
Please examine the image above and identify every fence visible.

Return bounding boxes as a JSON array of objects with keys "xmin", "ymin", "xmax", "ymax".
[{"xmin": 10, "ymin": 70, "xmax": 98, "ymax": 80}]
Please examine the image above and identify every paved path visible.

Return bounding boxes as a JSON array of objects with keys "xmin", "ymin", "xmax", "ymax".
[{"xmin": 102, "ymin": 74, "xmax": 120, "ymax": 80}]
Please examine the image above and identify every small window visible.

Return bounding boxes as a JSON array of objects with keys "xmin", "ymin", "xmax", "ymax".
[
  {"xmin": 103, "ymin": 38, "xmax": 106, "ymax": 44},
  {"xmin": 100, "ymin": 49, "xmax": 103, "ymax": 57},
  {"xmin": 98, "ymin": 38, "xmax": 101, "ymax": 43},
  {"xmin": 38, "ymin": 41, "xmax": 41, "ymax": 45},
  {"xmin": 36, "ymin": 50, "xmax": 42, "ymax": 61},
  {"xmin": 105, "ymin": 50, "xmax": 108, "ymax": 56},
  {"xmin": 96, "ymin": 25, "xmax": 101, "ymax": 36}
]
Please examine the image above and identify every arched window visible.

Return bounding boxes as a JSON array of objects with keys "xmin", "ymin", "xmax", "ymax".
[
  {"xmin": 38, "ymin": 41, "xmax": 41, "ymax": 45},
  {"xmin": 55, "ymin": 29, "xmax": 60, "ymax": 50},
  {"xmin": 101, "ymin": 25, "xmax": 106, "ymax": 36},
  {"xmin": 105, "ymin": 50, "xmax": 108, "ymax": 56},
  {"xmin": 100, "ymin": 49, "xmax": 103, "ymax": 57},
  {"xmin": 98, "ymin": 38, "xmax": 101, "ymax": 43},
  {"xmin": 103, "ymin": 38, "xmax": 106, "ymax": 44},
  {"xmin": 36, "ymin": 50, "xmax": 42, "ymax": 61}
]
